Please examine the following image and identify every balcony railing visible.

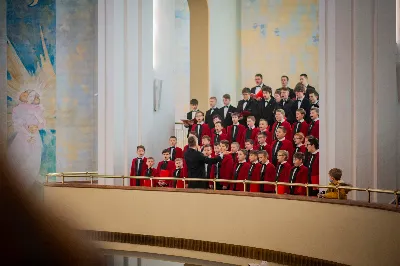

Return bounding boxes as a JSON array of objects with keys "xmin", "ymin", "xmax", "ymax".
[{"xmin": 46, "ymin": 172, "xmax": 400, "ymax": 207}]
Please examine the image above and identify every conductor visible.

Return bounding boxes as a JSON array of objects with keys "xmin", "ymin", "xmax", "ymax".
[{"xmin": 184, "ymin": 135, "xmax": 223, "ymax": 189}]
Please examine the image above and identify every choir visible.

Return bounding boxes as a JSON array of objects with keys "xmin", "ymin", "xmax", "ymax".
[{"xmin": 130, "ymin": 73, "xmax": 324, "ymax": 196}]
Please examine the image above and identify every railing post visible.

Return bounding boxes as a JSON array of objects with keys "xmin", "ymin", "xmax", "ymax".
[
  {"xmin": 150, "ymin": 178, "xmax": 153, "ymax": 187},
  {"xmin": 122, "ymin": 176, "xmax": 125, "ymax": 186},
  {"xmin": 213, "ymin": 179, "xmax": 216, "ymax": 191},
  {"xmin": 306, "ymin": 184, "xmax": 309, "ymax": 197},
  {"xmin": 243, "ymin": 180, "xmax": 247, "ymax": 192},
  {"xmin": 90, "ymin": 175, "xmax": 93, "ymax": 185},
  {"xmin": 183, "ymin": 177, "xmax": 186, "ymax": 189},
  {"xmin": 275, "ymin": 182, "xmax": 278, "ymax": 194},
  {"xmin": 46, "ymin": 174, "xmax": 49, "ymax": 183},
  {"xmin": 367, "ymin": 188, "xmax": 371, "ymax": 203},
  {"xmin": 61, "ymin": 173, "xmax": 65, "ymax": 184},
  {"xmin": 395, "ymin": 191, "xmax": 399, "ymax": 208}
]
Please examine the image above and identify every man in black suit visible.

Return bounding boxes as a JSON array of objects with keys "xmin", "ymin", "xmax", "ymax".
[
  {"xmin": 219, "ymin": 94, "xmax": 237, "ymax": 127},
  {"xmin": 277, "ymin": 75, "xmax": 295, "ymax": 99},
  {"xmin": 258, "ymin": 86, "xmax": 277, "ymax": 127},
  {"xmin": 186, "ymin": 99, "xmax": 200, "ymax": 137},
  {"xmin": 279, "ymin": 87, "xmax": 295, "ymax": 123},
  {"xmin": 300, "ymin": 73, "xmax": 317, "ymax": 99},
  {"xmin": 292, "ymin": 83, "xmax": 311, "ymax": 122},
  {"xmin": 184, "ymin": 136, "xmax": 223, "ymax": 189},
  {"xmin": 309, "ymin": 90, "xmax": 320, "ymax": 109},
  {"xmin": 205, "ymin": 96, "xmax": 219, "ymax": 129},
  {"xmin": 250, "ymin": 73, "xmax": 267, "ymax": 97},
  {"xmin": 237, "ymin": 87, "xmax": 259, "ymax": 126}
]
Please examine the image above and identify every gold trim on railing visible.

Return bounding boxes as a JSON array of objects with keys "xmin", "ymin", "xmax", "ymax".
[{"xmin": 45, "ymin": 173, "xmax": 400, "ymax": 208}]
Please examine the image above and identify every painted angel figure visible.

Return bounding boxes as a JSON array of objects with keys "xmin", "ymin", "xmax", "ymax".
[{"xmin": 8, "ymin": 90, "xmax": 46, "ymax": 188}]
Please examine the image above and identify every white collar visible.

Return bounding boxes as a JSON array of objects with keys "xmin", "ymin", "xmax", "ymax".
[
  {"xmin": 256, "ymin": 83, "xmax": 264, "ymax": 87},
  {"xmin": 239, "ymin": 160, "xmax": 247, "ymax": 163},
  {"xmin": 295, "ymin": 164, "xmax": 303, "ymax": 167},
  {"xmin": 277, "ymin": 119, "xmax": 285, "ymax": 123},
  {"xmin": 248, "ymin": 126, "xmax": 255, "ymax": 129},
  {"xmin": 312, "ymin": 150, "xmax": 319, "ymax": 155},
  {"xmin": 296, "ymin": 144, "xmax": 304, "ymax": 147},
  {"xmin": 192, "ymin": 109, "xmax": 198, "ymax": 112},
  {"xmin": 137, "ymin": 157, "xmax": 144, "ymax": 159},
  {"xmin": 313, "ymin": 118, "xmax": 320, "ymax": 122},
  {"xmin": 259, "ymin": 142, "xmax": 266, "ymax": 146},
  {"xmin": 264, "ymin": 160, "xmax": 270, "ymax": 165},
  {"xmin": 233, "ymin": 123, "xmax": 240, "ymax": 126},
  {"xmin": 215, "ymin": 131, "xmax": 222, "ymax": 135},
  {"xmin": 297, "ymin": 97, "xmax": 304, "ymax": 101},
  {"xmin": 278, "ymin": 137, "xmax": 286, "ymax": 141},
  {"xmin": 280, "ymin": 161, "xmax": 287, "ymax": 165},
  {"xmin": 305, "ymin": 83, "xmax": 309, "ymax": 87},
  {"xmin": 197, "ymin": 121, "xmax": 204, "ymax": 125},
  {"xmin": 264, "ymin": 97, "xmax": 271, "ymax": 101},
  {"xmin": 312, "ymin": 100, "xmax": 319, "ymax": 105},
  {"xmin": 298, "ymin": 119, "xmax": 304, "ymax": 123}
]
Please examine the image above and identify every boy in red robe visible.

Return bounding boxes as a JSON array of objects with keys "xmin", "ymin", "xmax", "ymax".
[
  {"xmin": 275, "ymin": 150, "xmax": 292, "ymax": 194},
  {"xmin": 168, "ymin": 136, "xmax": 183, "ymax": 161},
  {"xmin": 211, "ymin": 122, "xmax": 228, "ymax": 145},
  {"xmin": 306, "ymin": 136, "xmax": 320, "ymax": 196},
  {"xmin": 172, "ymin": 158, "xmax": 185, "ymax": 188},
  {"xmin": 191, "ymin": 111, "xmax": 211, "ymax": 145},
  {"xmin": 271, "ymin": 109, "xmax": 292, "ymax": 142},
  {"xmin": 289, "ymin": 152, "xmax": 308, "ymax": 195},
  {"xmin": 308, "ymin": 107, "xmax": 319, "ymax": 139},
  {"xmin": 230, "ymin": 142, "xmax": 240, "ymax": 165},
  {"xmin": 231, "ymin": 150, "xmax": 250, "ymax": 191},
  {"xmin": 271, "ymin": 126, "xmax": 294, "ymax": 166},
  {"xmin": 257, "ymin": 150, "xmax": 276, "ymax": 193},
  {"xmin": 292, "ymin": 108, "xmax": 309, "ymax": 139},
  {"xmin": 258, "ymin": 119, "xmax": 272, "ymax": 145},
  {"xmin": 130, "ymin": 145, "xmax": 147, "ymax": 186},
  {"xmin": 293, "ymin": 133, "xmax": 307, "ymax": 154},
  {"xmin": 156, "ymin": 149, "xmax": 175, "ymax": 187},
  {"xmin": 143, "ymin": 157, "xmax": 157, "ymax": 187},
  {"xmin": 247, "ymin": 150, "xmax": 262, "ymax": 192},
  {"xmin": 244, "ymin": 139, "xmax": 255, "ymax": 162},
  {"xmin": 242, "ymin": 116, "xmax": 260, "ymax": 147},
  {"xmin": 256, "ymin": 132, "xmax": 272, "ymax": 159},
  {"xmin": 227, "ymin": 112, "xmax": 246, "ymax": 146}
]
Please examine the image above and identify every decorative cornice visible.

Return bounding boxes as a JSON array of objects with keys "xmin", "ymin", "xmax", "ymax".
[{"xmin": 83, "ymin": 230, "xmax": 347, "ymax": 266}]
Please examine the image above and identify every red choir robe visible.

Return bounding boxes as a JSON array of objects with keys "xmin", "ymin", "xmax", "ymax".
[
  {"xmin": 183, "ymin": 145, "xmax": 189, "ymax": 154},
  {"xmin": 275, "ymin": 161, "xmax": 292, "ymax": 194},
  {"xmin": 191, "ymin": 122, "xmax": 211, "ymax": 144},
  {"xmin": 143, "ymin": 167, "xmax": 158, "ymax": 187},
  {"xmin": 307, "ymin": 151, "xmax": 320, "ymax": 195},
  {"xmin": 210, "ymin": 155, "xmax": 234, "ymax": 189},
  {"xmin": 259, "ymin": 129, "xmax": 272, "ymax": 145},
  {"xmin": 227, "ymin": 124, "xmax": 246, "ymax": 146},
  {"xmin": 308, "ymin": 119, "xmax": 319, "ymax": 139},
  {"xmin": 130, "ymin": 157, "xmax": 147, "ymax": 186},
  {"xmin": 288, "ymin": 165, "xmax": 308, "ymax": 195},
  {"xmin": 255, "ymin": 143, "xmax": 272, "ymax": 161},
  {"xmin": 294, "ymin": 144, "xmax": 307, "ymax": 154},
  {"xmin": 271, "ymin": 120, "xmax": 292, "ymax": 141},
  {"xmin": 241, "ymin": 127, "xmax": 260, "ymax": 147},
  {"xmin": 271, "ymin": 138, "xmax": 294, "ymax": 166},
  {"xmin": 211, "ymin": 130, "xmax": 228, "ymax": 146},
  {"xmin": 230, "ymin": 152, "xmax": 238, "ymax": 165},
  {"xmin": 292, "ymin": 120, "xmax": 309, "ymax": 140},
  {"xmin": 156, "ymin": 160, "xmax": 175, "ymax": 187},
  {"xmin": 259, "ymin": 162, "xmax": 276, "ymax": 193},
  {"xmin": 168, "ymin": 146, "xmax": 183, "ymax": 161},
  {"xmin": 172, "ymin": 167, "xmax": 185, "ymax": 188},
  {"xmin": 231, "ymin": 161, "xmax": 250, "ymax": 191},
  {"xmin": 247, "ymin": 162, "xmax": 262, "ymax": 192}
]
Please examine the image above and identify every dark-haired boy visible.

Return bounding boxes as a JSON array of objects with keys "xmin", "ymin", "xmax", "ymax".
[
  {"xmin": 130, "ymin": 145, "xmax": 147, "ymax": 186},
  {"xmin": 237, "ymin": 87, "xmax": 259, "ymax": 126},
  {"xmin": 289, "ymin": 152, "xmax": 308, "ymax": 195},
  {"xmin": 168, "ymin": 136, "xmax": 183, "ymax": 161},
  {"xmin": 156, "ymin": 149, "xmax": 175, "ymax": 187}
]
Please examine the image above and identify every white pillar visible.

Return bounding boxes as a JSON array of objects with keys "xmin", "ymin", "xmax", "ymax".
[
  {"xmin": 0, "ymin": 0, "xmax": 6, "ymax": 155},
  {"xmin": 208, "ymin": 0, "xmax": 239, "ymax": 106}
]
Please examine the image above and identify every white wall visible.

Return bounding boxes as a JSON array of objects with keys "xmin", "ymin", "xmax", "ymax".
[
  {"xmin": 208, "ymin": 0, "xmax": 239, "ymax": 106},
  {"xmin": 98, "ymin": 0, "xmax": 176, "ymax": 184},
  {"xmin": 0, "ymin": 0, "xmax": 6, "ymax": 155},
  {"xmin": 320, "ymin": 0, "xmax": 399, "ymax": 202}
]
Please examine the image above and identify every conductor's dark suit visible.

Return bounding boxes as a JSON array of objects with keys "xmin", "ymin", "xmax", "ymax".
[{"xmin": 184, "ymin": 147, "xmax": 222, "ymax": 189}]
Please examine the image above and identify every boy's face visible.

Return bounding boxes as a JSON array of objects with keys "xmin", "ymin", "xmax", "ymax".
[
  {"xmin": 259, "ymin": 120, "xmax": 267, "ymax": 130},
  {"xmin": 238, "ymin": 151, "xmax": 246, "ymax": 161},
  {"xmin": 258, "ymin": 154, "xmax": 267, "ymax": 163},
  {"xmin": 300, "ymin": 76, "xmax": 307, "ymax": 85},
  {"xmin": 293, "ymin": 158, "xmax": 302, "ymax": 167},
  {"xmin": 213, "ymin": 117, "xmax": 221, "ymax": 124},
  {"xmin": 276, "ymin": 128, "xmax": 286, "ymax": 139},
  {"xmin": 209, "ymin": 98, "xmax": 217, "ymax": 108},
  {"xmin": 274, "ymin": 93, "xmax": 281, "ymax": 102},
  {"xmin": 255, "ymin": 76, "xmax": 262, "ymax": 85},
  {"xmin": 215, "ymin": 123, "xmax": 222, "ymax": 132},
  {"xmin": 223, "ymin": 97, "xmax": 230, "ymax": 106},
  {"xmin": 190, "ymin": 104, "xmax": 198, "ymax": 111},
  {"xmin": 247, "ymin": 119, "xmax": 255, "ymax": 127},
  {"xmin": 146, "ymin": 159, "xmax": 154, "ymax": 168},
  {"xmin": 309, "ymin": 93, "xmax": 317, "ymax": 103},
  {"xmin": 306, "ymin": 141, "xmax": 315, "ymax": 153},
  {"xmin": 263, "ymin": 91, "xmax": 271, "ymax": 99},
  {"xmin": 249, "ymin": 154, "xmax": 258, "ymax": 163},
  {"xmin": 281, "ymin": 77, "xmax": 288, "ymax": 87},
  {"xmin": 175, "ymin": 160, "xmax": 183, "ymax": 169},
  {"xmin": 258, "ymin": 135, "xmax": 266, "ymax": 144},
  {"xmin": 242, "ymin": 92, "xmax": 250, "ymax": 100},
  {"xmin": 281, "ymin": 90, "xmax": 289, "ymax": 99},
  {"xmin": 203, "ymin": 147, "xmax": 212, "ymax": 156},
  {"xmin": 293, "ymin": 135, "xmax": 302, "ymax": 145},
  {"xmin": 214, "ymin": 145, "xmax": 221, "ymax": 154},
  {"xmin": 196, "ymin": 112, "xmax": 204, "ymax": 122},
  {"xmin": 163, "ymin": 152, "xmax": 170, "ymax": 160},
  {"xmin": 310, "ymin": 110, "xmax": 319, "ymax": 120},
  {"xmin": 232, "ymin": 115, "xmax": 239, "ymax": 124},
  {"xmin": 277, "ymin": 153, "xmax": 286, "ymax": 163},
  {"xmin": 202, "ymin": 138, "xmax": 210, "ymax": 145},
  {"xmin": 329, "ymin": 175, "xmax": 338, "ymax": 184},
  {"xmin": 137, "ymin": 148, "xmax": 145, "ymax": 157},
  {"xmin": 245, "ymin": 142, "xmax": 253, "ymax": 150},
  {"xmin": 295, "ymin": 91, "xmax": 304, "ymax": 99},
  {"xmin": 169, "ymin": 138, "xmax": 177, "ymax": 147},
  {"xmin": 275, "ymin": 112, "xmax": 284, "ymax": 121},
  {"xmin": 220, "ymin": 144, "xmax": 228, "ymax": 152},
  {"xmin": 296, "ymin": 111, "xmax": 304, "ymax": 121},
  {"xmin": 231, "ymin": 144, "xmax": 239, "ymax": 153}
]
